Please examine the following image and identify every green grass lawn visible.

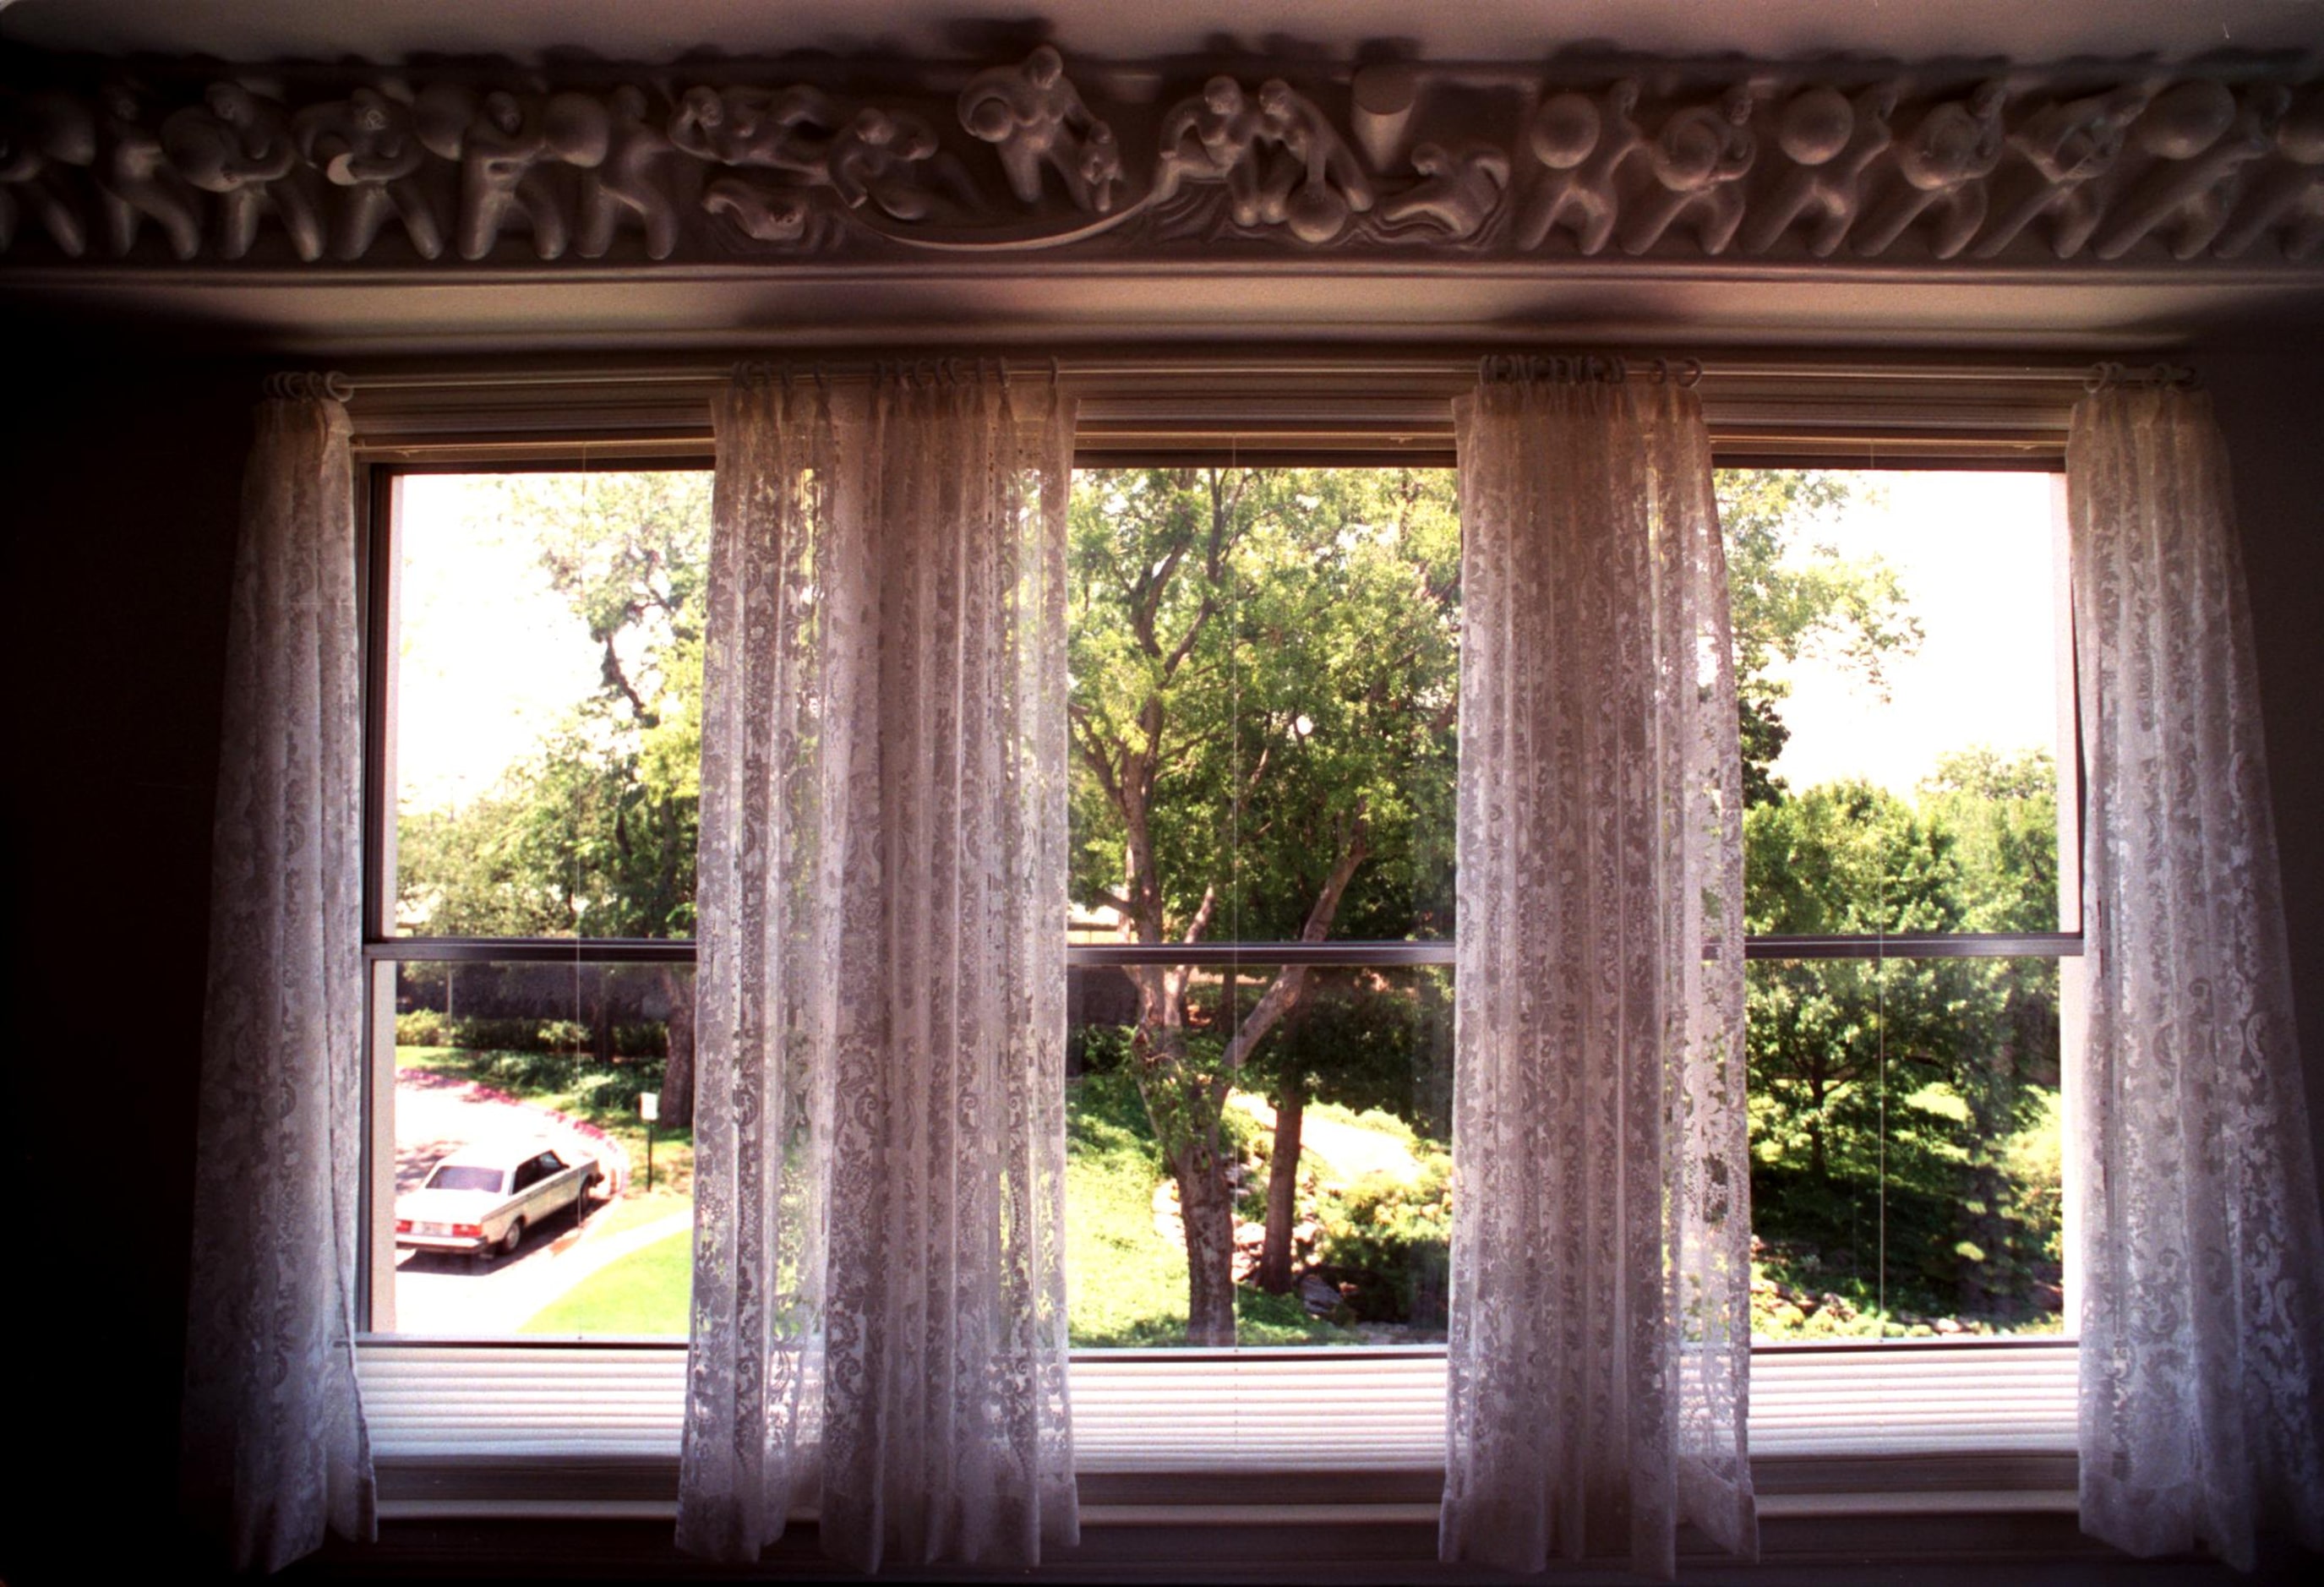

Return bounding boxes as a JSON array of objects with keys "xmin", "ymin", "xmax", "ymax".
[
  {"xmin": 522, "ymin": 1227, "xmax": 692, "ymax": 1336},
  {"xmin": 419, "ymin": 1044, "xmax": 2059, "ymax": 1344},
  {"xmin": 1065, "ymin": 1073, "xmax": 1353, "ymax": 1346},
  {"xmin": 586, "ymin": 1188, "xmax": 693, "ymax": 1241},
  {"xmin": 505, "ymin": 1072, "xmax": 1355, "ymax": 1344}
]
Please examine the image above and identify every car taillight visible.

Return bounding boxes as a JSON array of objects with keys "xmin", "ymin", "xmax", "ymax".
[
  {"xmin": 453, "ymin": 1224, "xmax": 483, "ymax": 1239},
  {"xmin": 396, "ymin": 1219, "xmax": 412, "ymax": 1234}
]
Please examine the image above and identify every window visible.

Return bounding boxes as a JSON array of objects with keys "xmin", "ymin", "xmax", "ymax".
[
  {"xmin": 353, "ymin": 369, "xmax": 2086, "ymax": 1515},
  {"xmin": 366, "ymin": 466, "xmax": 709, "ymax": 1336}
]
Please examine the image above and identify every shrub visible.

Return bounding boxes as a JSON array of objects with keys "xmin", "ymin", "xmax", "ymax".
[{"xmin": 1311, "ymin": 1156, "xmax": 1452, "ymax": 1327}]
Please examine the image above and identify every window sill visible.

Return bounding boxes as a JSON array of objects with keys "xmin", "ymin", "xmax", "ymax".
[{"xmin": 360, "ymin": 1336, "xmax": 2078, "ymax": 1526}]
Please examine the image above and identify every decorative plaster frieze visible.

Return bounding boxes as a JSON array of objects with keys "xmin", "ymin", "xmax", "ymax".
[{"xmin": 2, "ymin": 46, "xmax": 2319, "ymax": 269}]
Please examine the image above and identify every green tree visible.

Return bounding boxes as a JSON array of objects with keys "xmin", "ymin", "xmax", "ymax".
[
  {"xmin": 1070, "ymin": 466, "xmax": 1925, "ymax": 1342},
  {"xmin": 1067, "ymin": 466, "xmax": 1459, "ymax": 1342},
  {"xmin": 396, "ymin": 471, "xmax": 710, "ymax": 1121},
  {"xmin": 1743, "ymin": 754, "xmax": 2062, "ymax": 1323}
]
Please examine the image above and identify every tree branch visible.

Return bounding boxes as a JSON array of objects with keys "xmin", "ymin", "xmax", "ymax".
[
  {"xmin": 1219, "ymin": 818, "xmax": 1370, "ymax": 1072},
  {"xmin": 1181, "ymin": 883, "xmax": 1219, "ymax": 946}
]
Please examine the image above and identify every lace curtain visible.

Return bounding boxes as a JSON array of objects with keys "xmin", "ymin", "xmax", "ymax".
[
  {"xmin": 2067, "ymin": 385, "xmax": 2324, "ymax": 1570},
  {"xmin": 181, "ymin": 385, "xmax": 374, "ymax": 1572},
  {"xmin": 1441, "ymin": 366, "xmax": 1754, "ymax": 1578},
  {"xmin": 679, "ymin": 368, "xmax": 1077, "ymax": 1570}
]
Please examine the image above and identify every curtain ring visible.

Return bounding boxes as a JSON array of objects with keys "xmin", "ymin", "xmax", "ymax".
[{"xmin": 263, "ymin": 369, "xmax": 352, "ymax": 401}]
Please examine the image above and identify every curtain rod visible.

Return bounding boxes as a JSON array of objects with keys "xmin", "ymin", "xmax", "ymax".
[{"xmin": 325, "ymin": 353, "xmax": 2183, "ymax": 395}]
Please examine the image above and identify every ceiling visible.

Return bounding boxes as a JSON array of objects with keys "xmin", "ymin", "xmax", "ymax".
[{"xmin": 5, "ymin": 0, "xmax": 2321, "ymax": 68}]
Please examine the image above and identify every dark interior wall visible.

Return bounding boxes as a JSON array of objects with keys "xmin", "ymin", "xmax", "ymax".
[
  {"xmin": 0, "ymin": 330, "xmax": 2316, "ymax": 1584},
  {"xmin": 2199, "ymin": 344, "xmax": 2324, "ymax": 1184},
  {"xmin": 4, "ymin": 340, "xmax": 259, "ymax": 1581}
]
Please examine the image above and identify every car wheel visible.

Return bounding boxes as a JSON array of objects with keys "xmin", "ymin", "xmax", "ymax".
[{"xmin": 498, "ymin": 1218, "xmax": 525, "ymax": 1260}]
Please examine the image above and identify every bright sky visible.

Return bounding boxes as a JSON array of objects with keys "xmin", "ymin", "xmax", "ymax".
[
  {"xmin": 394, "ymin": 474, "xmax": 603, "ymax": 815},
  {"xmin": 391, "ymin": 468, "xmax": 2066, "ymax": 815},
  {"xmin": 1756, "ymin": 471, "xmax": 2066, "ymax": 797}
]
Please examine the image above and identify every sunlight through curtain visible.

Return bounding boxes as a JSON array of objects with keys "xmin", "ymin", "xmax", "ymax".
[
  {"xmin": 182, "ymin": 379, "xmax": 375, "ymax": 1572},
  {"xmin": 1441, "ymin": 359, "xmax": 1754, "ymax": 1578},
  {"xmin": 2068, "ymin": 381, "xmax": 2324, "ymax": 1570},
  {"xmin": 679, "ymin": 365, "xmax": 1077, "ymax": 1569}
]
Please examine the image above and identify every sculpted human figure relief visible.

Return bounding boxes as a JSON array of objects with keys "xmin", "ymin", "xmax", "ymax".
[
  {"xmin": 1517, "ymin": 82, "xmax": 1644, "ymax": 254},
  {"xmin": 1379, "ymin": 139, "xmax": 1513, "ymax": 240},
  {"xmin": 1252, "ymin": 79, "xmax": 1374, "ymax": 243},
  {"xmin": 93, "ymin": 85, "xmax": 203, "ymax": 259},
  {"xmin": 0, "ymin": 91, "xmax": 94, "ymax": 257},
  {"xmin": 957, "ymin": 45, "xmax": 1121, "ymax": 213},
  {"xmin": 1972, "ymin": 85, "xmax": 2148, "ymax": 259},
  {"xmin": 1622, "ymin": 85, "xmax": 1757, "ymax": 255},
  {"xmin": 579, "ymin": 85, "xmax": 686, "ymax": 259},
  {"xmin": 669, "ymin": 84, "xmax": 840, "ymax": 181},
  {"xmin": 1742, "ymin": 83, "xmax": 1899, "ymax": 256},
  {"xmin": 1854, "ymin": 81, "xmax": 2008, "ymax": 259},
  {"xmin": 2, "ymin": 52, "xmax": 2321, "ymax": 268},
  {"xmin": 2095, "ymin": 81, "xmax": 2289, "ymax": 260},
  {"xmin": 415, "ymin": 85, "xmax": 608, "ymax": 260},
  {"xmin": 701, "ymin": 177, "xmax": 815, "ymax": 244},
  {"xmin": 826, "ymin": 106, "xmax": 975, "ymax": 222},
  {"xmin": 163, "ymin": 83, "xmax": 326, "ymax": 261},
  {"xmin": 2215, "ymin": 85, "xmax": 2324, "ymax": 260},
  {"xmin": 295, "ymin": 87, "xmax": 444, "ymax": 260},
  {"xmin": 1152, "ymin": 76, "xmax": 1263, "ymax": 212}
]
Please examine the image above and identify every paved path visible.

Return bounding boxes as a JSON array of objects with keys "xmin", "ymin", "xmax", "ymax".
[{"xmin": 388, "ymin": 1068, "xmax": 683, "ymax": 1336}]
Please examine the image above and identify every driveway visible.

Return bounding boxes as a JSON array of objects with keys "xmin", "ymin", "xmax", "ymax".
[{"xmin": 387, "ymin": 1067, "xmax": 682, "ymax": 1336}]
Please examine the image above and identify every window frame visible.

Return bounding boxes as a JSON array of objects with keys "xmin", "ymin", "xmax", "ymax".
[{"xmin": 348, "ymin": 365, "xmax": 2092, "ymax": 1531}]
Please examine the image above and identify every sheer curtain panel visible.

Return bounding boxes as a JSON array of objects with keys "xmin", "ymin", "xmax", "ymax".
[
  {"xmin": 181, "ymin": 381, "xmax": 374, "ymax": 1572},
  {"xmin": 1442, "ymin": 363, "xmax": 1754, "ymax": 1578},
  {"xmin": 680, "ymin": 367, "xmax": 1077, "ymax": 1570},
  {"xmin": 2068, "ymin": 384, "xmax": 2324, "ymax": 1570}
]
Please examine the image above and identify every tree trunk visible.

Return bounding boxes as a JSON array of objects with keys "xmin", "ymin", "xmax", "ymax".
[
  {"xmin": 660, "ymin": 963, "xmax": 695, "ymax": 1132},
  {"xmin": 1256, "ymin": 1074, "xmax": 1305, "ymax": 1293},
  {"xmin": 1172, "ymin": 1134, "xmax": 1241, "ymax": 1345}
]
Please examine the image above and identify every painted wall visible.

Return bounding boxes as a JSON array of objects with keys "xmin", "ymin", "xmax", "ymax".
[{"xmin": 3, "ymin": 330, "xmax": 2319, "ymax": 1579}]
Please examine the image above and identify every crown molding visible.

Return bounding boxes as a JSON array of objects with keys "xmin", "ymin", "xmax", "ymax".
[{"xmin": 2, "ymin": 46, "xmax": 2320, "ymax": 278}]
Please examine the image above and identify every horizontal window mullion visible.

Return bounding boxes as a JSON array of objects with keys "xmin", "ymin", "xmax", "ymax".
[
  {"xmin": 1744, "ymin": 931, "xmax": 2081, "ymax": 960},
  {"xmin": 368, "ymin": 930, "xmax": 2080, "ymax": 967},
  {"xmin": 364, "ymin": 936, "xmax": 697, "ymax": 964},
  {"xmin": 1071, "ymin": 941, "xmax": 1455, "ymax": 968}
]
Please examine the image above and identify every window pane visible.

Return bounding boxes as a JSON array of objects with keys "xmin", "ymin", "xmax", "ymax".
[
  {"xmin": 390, "ymin": 470, "xmax": 710, "ymax": 939},
  {"xmin": 387, "ymin": 959, "xmax": 695, "ymax": 1338},
  {"xmin": 1065, "ymin": 466, "xmax": 1459, "ymax": 1348},
  {"xmin": 1721, "ymin": 470, "xmax": 2070, "ymax": 934},
  {"xmin": 1748, "ymin": 955, "xmax": 2065, "ymax": 1339},
  {"xmin": 1067, "ymin": 468, "xmax": 1459, "ymax": 946},
  {"xmin": 1067, "ymin": 963, "xmax": 1453, "ymax": 1347}
]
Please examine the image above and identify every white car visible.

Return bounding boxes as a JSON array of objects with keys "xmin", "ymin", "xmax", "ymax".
[{"xmin": 396, "ymin": 1142, "xmax": 604, "ymax": 1261}]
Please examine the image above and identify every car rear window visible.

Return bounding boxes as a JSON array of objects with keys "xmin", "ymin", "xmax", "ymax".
[{"xmin": 428, "ymin": 1165, "xmax": 507, "ymax": 1193}]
